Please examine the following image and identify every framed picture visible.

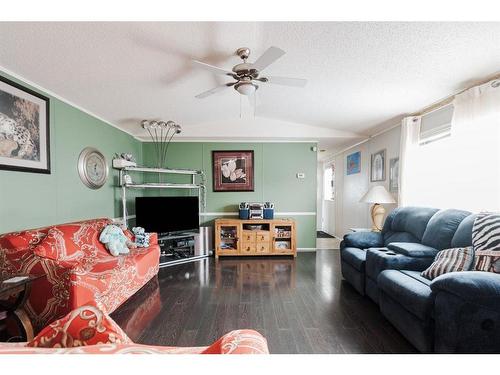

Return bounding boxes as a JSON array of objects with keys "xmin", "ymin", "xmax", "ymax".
[
  {"xmin": 370, "ymin": 149, "xmax": 386, "ymax": 182},
  {"xmin": 389, "ymin": 157, "xmax": 399, "ymax": 193},
  {"xmin": 0, "ymin": 75, "xmax": 50, "ymax": 174},
  {"xmin": 346, "ymin": 151, "xmax": 361, "ymax": 175},
  {"xmin": 212, "ymin": 150, "xmax": 254, "ymax": 192}
]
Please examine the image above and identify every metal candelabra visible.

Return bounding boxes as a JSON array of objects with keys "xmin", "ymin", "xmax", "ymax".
[{"xmin": 141, "ymin": 120, "xmax": 182, "ymax": 168}]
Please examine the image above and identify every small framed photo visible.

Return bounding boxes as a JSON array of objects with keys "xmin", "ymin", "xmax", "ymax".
[
  {"xmin": 389, "ymin": 157, "xmax": 399, "ymax": 193},
  {"xmin": 370, "ymin": 149, "xmax": 386, "ymax": 182},
  {"xmin": 346, "ymin": 151, "xmax": 361, "ymax": 175},
  {"xmin": 0, "ymin": 75, "xmax": 50, "ymax": 174},
  {"xmin": 212, "ymin": 150, "xmax": 254, "ymax": 192}
]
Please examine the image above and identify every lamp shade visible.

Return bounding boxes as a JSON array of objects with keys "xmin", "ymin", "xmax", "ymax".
[{"xmin": 359, "ymin": 185, "xmax": 396, "ymax": 204}]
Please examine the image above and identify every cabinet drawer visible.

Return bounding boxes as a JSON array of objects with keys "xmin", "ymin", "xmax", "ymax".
[
  {"xmin": 242, "ymin": 231, "xmax": 256, "ymax": 242},
  {"xmin": 256, "ymin": 243, "xmax": 270, "ymax": 253},
  {"xmin": 241, "ymin": 243, "xmax": 256, "ymax": 253},
  {"xmin": 256, "ymin": 231, "xmax": 270, "ymax": 242}
]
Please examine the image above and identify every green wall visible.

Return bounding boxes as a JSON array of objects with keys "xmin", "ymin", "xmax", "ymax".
[
  {"xmin": 142, "ymin": 142, "xmax": 317, "ymax": 248},
  {"xmin": 0, "ymin": 71, "xmax": 142, "ymax": 233},
  {"xmin": 0, "ymin": 71, "xmax": 318, "ymax": 248}
]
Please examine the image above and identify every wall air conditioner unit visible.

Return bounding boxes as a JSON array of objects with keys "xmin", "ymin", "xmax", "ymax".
[{"xmin": 419, "ymin": 104, "xmax": 454, "ymax": 145}]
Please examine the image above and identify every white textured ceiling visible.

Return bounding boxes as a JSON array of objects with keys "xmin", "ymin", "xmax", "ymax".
[{"xmin": 1, "ymin": 22, "xmax": 500, "ymax": 153}]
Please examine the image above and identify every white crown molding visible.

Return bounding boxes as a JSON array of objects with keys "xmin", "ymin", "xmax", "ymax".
[
  {"xmin": 0, "ymin": 64, "xmax": 142, "ymax": 141},
  {"xmin": 140, "ymin": 138, "xmax": 320, "ymax": 143}
]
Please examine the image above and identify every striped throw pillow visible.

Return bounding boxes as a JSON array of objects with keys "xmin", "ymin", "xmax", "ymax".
[
  {"xmin": 473, "ymin": 212, "xmax": 500, "ymax": 273},
  {"xmin": 421, "ymin": 247, "xmax": 474, "ymax": 280}
]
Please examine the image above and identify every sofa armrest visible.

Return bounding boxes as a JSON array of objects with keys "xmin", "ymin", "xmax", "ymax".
[
  {"xmin": 431, "ymin": 271, "xmax": 500, "ymax": 309},
  {"xmin": 387, "ymin": 242, "xmax": 438, "ymax": 258},
  {"xmin": 201, "ymin": 329, "xmax": 269, "ymax": 354},
  {"xmin": 149, "ymin": 232, "xmax": 158, "ymax": 246},
  {"xmin": 341, "ymin": 231, "xmax": 383, "ymax": 250},
  {"xmin": 431, "ymin": 271, "xmax": 500, "ymax": 353}
]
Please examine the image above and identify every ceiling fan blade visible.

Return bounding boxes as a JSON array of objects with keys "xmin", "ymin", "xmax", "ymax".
[
  {"xmin": 252, "ymin": 46, "xmax": 286, "ymax": 72},
  {"xmin": 195, "ymin": 82, "xmax": 235, "ymax": 99},
  {"xmin": 262, "ymin": 76, "xmax": 307, "ymax": 87},
  {"xmin": 192, "ymin": 60, "xmax": 233, "ymax": 76}
]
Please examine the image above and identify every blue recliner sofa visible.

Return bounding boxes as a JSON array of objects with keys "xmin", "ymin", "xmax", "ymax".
[{"xmin": 340, "ymin": 206, "xmax": 500, "ymax": 353}]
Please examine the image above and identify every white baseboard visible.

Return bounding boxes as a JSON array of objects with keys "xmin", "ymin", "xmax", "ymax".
[{"xmin": 297, "ymin": 248, "xmax": 317, "ymax": 252}]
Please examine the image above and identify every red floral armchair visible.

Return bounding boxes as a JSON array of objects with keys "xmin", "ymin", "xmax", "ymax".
[
  {"xmin": 0, "ymin": 305, "xmax": 269, "ymax": 354},
  {"xmin": 0, "ymin": 218, "xmax": 160, "ymax": 331}
]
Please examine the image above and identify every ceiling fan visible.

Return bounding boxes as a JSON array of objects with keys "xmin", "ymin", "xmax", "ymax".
[{"xmin": 192, "ymin": 46, "xmax": 307, "ymax": 99}]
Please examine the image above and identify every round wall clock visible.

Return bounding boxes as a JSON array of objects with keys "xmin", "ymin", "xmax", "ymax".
[{"xmin": 78, "ymin": 147, "xmax": 109, "ymax": 189}]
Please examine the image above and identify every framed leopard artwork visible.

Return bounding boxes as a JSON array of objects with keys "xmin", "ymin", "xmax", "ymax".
[{"xmin": 0, "ymin": 75, "xmax": 50, "ymax": 174}]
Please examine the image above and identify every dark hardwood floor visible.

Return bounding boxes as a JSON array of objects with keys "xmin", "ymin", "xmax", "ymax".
[{"xmin": 111, "ymin": 250, "xmax": 417, "ymax": 353}]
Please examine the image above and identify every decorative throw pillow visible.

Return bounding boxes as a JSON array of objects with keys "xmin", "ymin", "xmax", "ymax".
[
  {"xmin": 421, "ymin": 247, "xmax": 474, "ymax": 280},
  {"xmin": 27, "ymin": 305, "xmax": 132, "ymax": 348},
  {"xmin": 472, "ymin": 212, "xmax": 500, "ymax": 274}
]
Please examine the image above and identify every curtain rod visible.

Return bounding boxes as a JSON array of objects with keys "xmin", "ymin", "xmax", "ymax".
[
  {"xmin": 413, "ymin": 71, "xmax": 500, "ymax": 116},
  {"xmin": 325, "ymin": 71, "xmax": 500, "ymax": 160}
]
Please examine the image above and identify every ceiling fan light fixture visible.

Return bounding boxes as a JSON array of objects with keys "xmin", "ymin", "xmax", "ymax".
[{"xmin": 235, "ymin": 82, "xmax": 257, "ymax": 96}]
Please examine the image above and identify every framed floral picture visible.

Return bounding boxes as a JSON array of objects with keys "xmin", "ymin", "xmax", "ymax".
[
  {"xmin": 212, "ymin": 150, "xmax": 254, "ymax": 192},
  {"xmin": 0, "ymin": 75, "xmax": 50, "ymax": 174}
]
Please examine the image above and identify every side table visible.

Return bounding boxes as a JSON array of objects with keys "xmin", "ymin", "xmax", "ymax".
[{"xmin": 0, "ymin": 275, "xmax": 43, "ymax": 342}]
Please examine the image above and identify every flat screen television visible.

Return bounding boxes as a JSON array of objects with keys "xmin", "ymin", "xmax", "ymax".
[{"xmin": 135, "ymin": 196, "xmax": 199, "ymax": 235}]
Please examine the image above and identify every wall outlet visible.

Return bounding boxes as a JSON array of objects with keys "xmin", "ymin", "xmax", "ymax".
[{"xmin": 296, "ymin": 173, "xmax": 305, "ymax": 179}]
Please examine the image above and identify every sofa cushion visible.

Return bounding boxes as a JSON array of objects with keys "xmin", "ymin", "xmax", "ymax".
[
  {"xmin": 421, "ymin": 247, "xmax": 474, "ymax": 280},
  {"xmin": 340, "ymin": 247, "xmax": 367, "ymax": 271},
  {"xmin": 202, "ymin": 329, "xmax": 269, "ymax": 354},
  {"xmin": 451, "ymin": 214, "xmax": 477, "ymax": 248},
  {"xmin": 365, "ymin": 248, "xmax": 435, "ymax": 282},
  {"xmin": 383, "ymin": 231, "xmax": 420, "ymax": 246},
  {"xmin": 472, "ymin": 213, "xmax": 500, "ymax": 274},
  {"xmin": 378, "ymin": 270, "xmax": 434, "ymax": 321},
  {"xmin": 388, "ymin": 207, "xmax": 439, "ymax": 241},
  {"xmin": 387, "ymin": 242, "xmax": 439, "ymax": 258},
  {"xmin": 421, "ymin": 209, "xmax": 471, "ymax": 250},
  {"xmin": 27, "ymin": 305, "xmax": 131, "ymax": 348},
  {"xmin": 341, "ymin": 231, "xmax": 383, "ymax": 250},
  {"xmin": 33, "ymin": 219, "xmax": 111, "ymax": 267},
  {"xmin": 472, "ymin": 212, "xmax": 500, "ymax": 252}
]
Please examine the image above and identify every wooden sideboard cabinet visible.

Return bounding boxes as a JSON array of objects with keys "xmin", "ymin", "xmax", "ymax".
[{"xmin": 214, "ymin": 218, "xmax": 296, "ymax": 258}]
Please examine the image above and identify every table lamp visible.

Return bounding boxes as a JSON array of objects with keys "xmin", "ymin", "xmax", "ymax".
[{"xmin": 359, "ymin": 185, "xmax": 396, "ymax": 232}]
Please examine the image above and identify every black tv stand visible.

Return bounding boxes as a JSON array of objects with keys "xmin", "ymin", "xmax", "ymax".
[
  {"xmin": 158, "ymin": 231, "xmax": 199, "ymax": 241},
  {"xmin": 157, "ymin": 230, "xmax": 209, "ymax": 267}
]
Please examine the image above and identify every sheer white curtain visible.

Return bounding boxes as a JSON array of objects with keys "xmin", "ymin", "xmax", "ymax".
[
  {"xmin": 399, "ymin": 79, "xmax": 500, "ymax": 212},
  {"xmin": 447, "ymin": 80, "xmax": 500, "ymax": 211},
  {"xmin": 398, "ymin": 116, "xmax": 421, "ymax": 206}
]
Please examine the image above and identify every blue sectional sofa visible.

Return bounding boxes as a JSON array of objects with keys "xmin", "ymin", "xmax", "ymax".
[{"xmin": 340, "ymin": 206, "xmax": 500, "ymax": 353}]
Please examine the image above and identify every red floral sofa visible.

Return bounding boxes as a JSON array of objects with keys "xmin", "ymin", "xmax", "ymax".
[
  {"xmin": 0, "ymin": 218, "xmax": 160, "ymax": 331},
  {"xmin": 0, "ymin": 305, "xmax": 269, "ymax": 354}
]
